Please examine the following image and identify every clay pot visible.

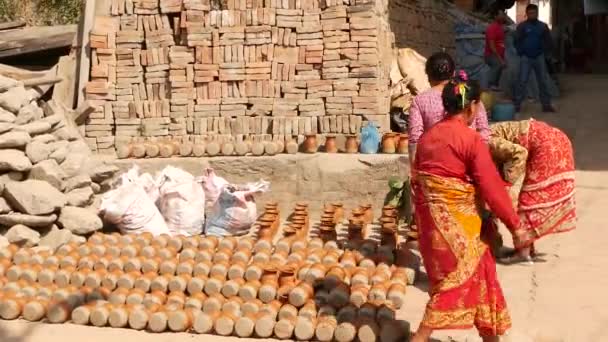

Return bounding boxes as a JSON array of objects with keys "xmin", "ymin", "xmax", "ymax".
[
  {"xmin": 397, "ymin": 134, "xmax": 409, "ymax": 154},
  {"xmin": 345, "ymin": 135, "xmax": 358, "ymax": 153},
  {"xmin": 324, "ymin": 135, "xmax": 338, "ymax": 153},
  {"xmin": 382, "ymin": 133, "xmax": 397, "ymax": 154},
  {"xmin": 303, "ymin": 135, "xmax": 318, "ymax": 153}
]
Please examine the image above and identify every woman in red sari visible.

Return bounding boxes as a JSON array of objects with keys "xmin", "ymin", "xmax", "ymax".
[
  {"xmin": 489, "ymin": 119, "xmax": 576, "ymax": 263},
  {"xmin": 411, "ymin": 75, "xmax": 520, "ymax": 342}
]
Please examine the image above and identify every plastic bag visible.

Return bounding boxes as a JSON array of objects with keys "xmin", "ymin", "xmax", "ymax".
[
  {"xmin": 116, "ymin": 164, "xmax": 161, "ymax": 204},
  {"xmin": 360, "ymin": 121, "xmax": 380, "ymax": 154},
  {"xmin": 157, "ymin": 167, "xmax": 206, "ymax": 237},
  {"xmin": 100, "ymin": 182, "xmax": 170, "ymax": 236},
  {"xmin": 201, "ymin": 168, "xmax": 230, "ymax": 207},
  {"xmin": 205, "ymin": 180, "xmax": 270, "ymax": 237}
]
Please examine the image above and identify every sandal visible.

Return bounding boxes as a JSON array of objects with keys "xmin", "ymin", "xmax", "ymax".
[{"xmin": 498, "ymin": 254, "xmax": 534, "ymax": 266}]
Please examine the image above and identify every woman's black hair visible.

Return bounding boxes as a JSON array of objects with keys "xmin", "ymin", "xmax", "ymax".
[
  {"xmin": 442, "ymin": 71, "xmax": 482, "ymax": 115},
  {"xmin": 425, "ymin": 52, "xmax": 455, "ymax": 82}
]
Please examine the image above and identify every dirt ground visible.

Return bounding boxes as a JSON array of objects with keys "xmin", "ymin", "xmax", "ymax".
[{"xmin": 1, "ymin": 74, "xmax": 607, "ymax": 341}]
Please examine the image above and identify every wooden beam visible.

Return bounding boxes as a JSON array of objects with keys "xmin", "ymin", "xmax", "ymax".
[
  {"xmin": 75, "ymin": 0, "xmax": 96, "ymax": 107},
  {"xmin": 0, "ymin": 25, "xmax": 77, "ymax": 59},
  {"xmin": 0, "ymin": 20, "xmax": 26, "ymax": 31}
]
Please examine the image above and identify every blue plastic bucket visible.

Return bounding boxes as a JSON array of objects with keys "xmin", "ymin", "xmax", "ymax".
[{"xmin": 492, "ymin": 102, "xmax": 516, "ymax": 122}]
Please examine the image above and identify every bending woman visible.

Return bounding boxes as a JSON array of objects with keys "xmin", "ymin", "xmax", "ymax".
[
  {"xmin": 489, "ymin": 119, "xmax": 576, "ymax": 263},
  {"xmin": 408, "ymin": 52, "xmax": 491, "ymax": 160},
  {"xmin": 411, "ymin": 76, "xmax": 519, "ymax": 341}
]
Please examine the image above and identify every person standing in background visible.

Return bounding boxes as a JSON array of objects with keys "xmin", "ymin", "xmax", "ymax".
[
  {"xmin": 485, "ymin": 10, "xmax": 507, "ymax": 91},
  {"xmin": 514, "ymin": 4, "xmax": 555, "ymax": 113}
]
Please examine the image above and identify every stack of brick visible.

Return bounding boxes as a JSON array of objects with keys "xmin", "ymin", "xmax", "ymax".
[{"xmin": 85, "ymin": 0, "xmax": 394, "ymax": 156}]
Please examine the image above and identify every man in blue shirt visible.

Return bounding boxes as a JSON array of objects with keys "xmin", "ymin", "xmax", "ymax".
[{"xmin": 514, "ymin": 4, "xmax": 555, "ymax": 113}]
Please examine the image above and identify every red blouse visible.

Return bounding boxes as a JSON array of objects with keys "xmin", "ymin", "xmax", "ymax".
[{"xmin": 415, "ymin": 116, "xmax": 520, "ymax": 230}]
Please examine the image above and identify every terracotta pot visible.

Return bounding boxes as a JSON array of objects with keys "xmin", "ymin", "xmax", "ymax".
[
  {"xmin": 397, "ymin": 134, "xmax": 409, "ymax": 154},
  {"xmin": 382, "ymin": 133, "xmax": 397, "ymax": 154},
  {"xmin": 345, "ymin": 135, "xmax": 358, "ymax": 153},
  {"xmin": 324, "ymin": 135, "xmax": 338, "ymax": 153},
  {"xmin": 303, "ymin": 135, "xmax": 317, "ymax": 153}
]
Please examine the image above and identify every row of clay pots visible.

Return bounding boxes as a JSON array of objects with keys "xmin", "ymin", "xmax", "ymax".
[
  {"xmin": 302, "ymin": 135, "xmax": 360, "ymax": 154},
  {"xmin": 381, "ymin": 133, "xmax": 409, "ymax": 154}
]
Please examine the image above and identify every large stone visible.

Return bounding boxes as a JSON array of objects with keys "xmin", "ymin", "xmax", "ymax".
[
  {"xmin": 39, "ymin": 225, "xmax": 72, "ymax": 251},
  {"xmin": 0, "ymin": 122, "xmax": 14, "ymax": 133},
  {"xmin": 25, "ymin": 141, "xmax": 54, "ymax": 164},
  {"xmin": 15, "ymin": 101, "xmax": 43, "ymax": 125},
  {"xmin": 70, "ymin": 234, "xmax": 86, "ymax": 244},
  {"xmin": 3, "ymin": 180, "xmax": 67, "ymax": 215},
  {"xmin": 49, "ymin": 146, "xmax": 68, "ymax": 164},
  {"xmin": 14, "ymin": 121, "xmax": 52, "ymax": 136},
  {"xmin": 64, "ymin": 174, "xmax": 92, "ymax": 192},
  {"xmin": 0, "ymin": 86, "xmax": 31, "ymax": 113},
  {"xmin": 32, "ymin": 133, "xmax": 56, "ymax": 144},
  {"xmin": 0, "ymin": 235, "xmax": 8, "ymax": 248},
  {"xmin": 5, "ymin": 224, "xmax": 40, "ymax": 247},
  {"xmin": 66, "ymin": 187, "xmax": 94, "ymax": 207},
  {"xmin": 0, "ymin": 198, "xmax": 11, "ymax": 214},
  {"xmin": 0, "ymin": 131, "xmax": 31, "ymax": 148},
  {"xmin": 0, "ymin": 108, "xmax": 16, "ymax": 123},
  {"xmin": 0, "ymin": 213, "xmax": 57, "ymax": 228},
  {"xmin": 58, "ymin": 206, "xmax": 102, "ymax": 235},
  {"xmin": 0, "ymin": 171, "xmax": 23, "ymax": 193},
  {"xmin": 0, "ymin": 150, "xmax": 32, "ymax": 172},
  {"xmin": 29, "ymin": 159, "xmax": 66, "ymax": 190},
  {"xmin": 88, "ymin": 163, "xmax": 119, "ymax": 183},
  {"xmin": 60, "ymin": 152, "xmax": 89, "ymax": 177}
]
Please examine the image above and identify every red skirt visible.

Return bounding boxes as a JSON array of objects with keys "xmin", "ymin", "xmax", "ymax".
[{"xmin": 513, "ymin": 121, "xmax": 576, "ymax": 249}]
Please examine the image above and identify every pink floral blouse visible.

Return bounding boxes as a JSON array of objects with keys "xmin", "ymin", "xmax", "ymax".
[{"xmin": 408, "ymin": 88, "xmax": 490, "ymax": 147}]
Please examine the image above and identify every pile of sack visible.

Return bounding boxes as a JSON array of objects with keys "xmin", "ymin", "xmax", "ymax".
[{"xmin": 99, "ymin": 166, "xmax": 269, "ymax": 237}]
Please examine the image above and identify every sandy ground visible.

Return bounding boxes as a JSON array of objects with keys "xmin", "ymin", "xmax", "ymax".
[{"xmin": 1, "ymin": 74, "xmax": 607, "ymax": 341}]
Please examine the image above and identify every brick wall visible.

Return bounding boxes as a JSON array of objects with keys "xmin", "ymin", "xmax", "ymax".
[{"xmin": 84, "ymin": 0, "xmax": 394, "ymax": 154}]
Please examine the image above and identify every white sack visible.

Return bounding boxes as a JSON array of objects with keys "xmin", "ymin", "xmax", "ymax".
[{"xmin": 201, "ymin": 168, "xmax": 230, "ymax": 207}]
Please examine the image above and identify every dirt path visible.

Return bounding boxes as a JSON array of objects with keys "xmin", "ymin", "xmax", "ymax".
[{"xmin": 1, "ymin": 74, "xmax": 607, "ymax": 342}]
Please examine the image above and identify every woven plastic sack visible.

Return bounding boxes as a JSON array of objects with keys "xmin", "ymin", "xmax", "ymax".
[
  {"xmin": 205, "ymin": 180, "xmax": 270, "ymax": 237},
  {"xmin": 201, "ymin": 168, "xmax": 230, "ymax": 207},
  {"xmin": 100, "ymin": 182, "xmax": 170, "ymax": 236},
  {"xmin": 116, "ymin": 165, "xmax": 161, "ymax": 204},
  {"xmin": 157, "ymin": 167, "xmax": 205, "ymax": 237}
]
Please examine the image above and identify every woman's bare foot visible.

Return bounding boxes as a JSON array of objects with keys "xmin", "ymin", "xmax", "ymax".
[{"xmin": 499, "ymin": 246, "xmax": 533, "ymax": 265}]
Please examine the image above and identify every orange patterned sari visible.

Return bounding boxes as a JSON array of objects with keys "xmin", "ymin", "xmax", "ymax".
[{"xmin": 413, "ymin": 172, "xmax": 511, "ymax": 336}]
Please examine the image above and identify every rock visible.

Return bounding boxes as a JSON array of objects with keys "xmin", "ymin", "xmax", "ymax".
[
  {"xmin": 0, "ymin": 171, "xmax": 23, "ymax": 193},
  {"xmin": 91, "ymin": 182, "xmax": 101, "ymax": 194},
  {"xmin": 60, "ymin": 153, "xmax": 88, "ymax": 177},
  {"xmin": 0, "ymin": 108, "xmax": 16, "ymax": 123},
  {"xmin": 0, "ymin": 198, "xmax": 11, "ymax": 214},
  {"xmin": 0, "ymin": 122, "xmax": 14, "ymax": 133},
  {"xmin": 68, "ymin": 140, "xmax": 91, "ymax": 155},
  {"xmin": 5, "ymin": 224, "xmax": 40, "ymax": 247},
  {"xmin": 88, "ymin": 164, "xmax": 119, "ymax": 183},
  {"xmin": 70, "ymin": 235, "xmax": 86, "ymax": 244},
  {"xmin": 66, "ymin": 187, "xmax": 94, "ymax": 207},
  {"xmin": 15, "ymin": 121, "xmax": 52, "ymax": 136},
  {"xmin": 53, "ymin": 126, "xmax": 80, "ymax": 141},
  {"xmin": 0, "ymin": 86, "xmax": 31, "ymax": 113},
  {"xmin": 39, "ymin": 225, "xmax": 72, "ymax": 251},
  {"xmin": 58, "ymin": 206, "xmax": 102, "ymax": 235},
  {"xmin": 0, "ymin": 131, "xmax": 31, "ymax": 148},
  {"xmin": 0, "ymin": 236, "xmax": 8, "ymax": 248},
  {"xmin": 25, "ymin": 141, "xmax": 54, "ymax": 164},
  {"xmin": 32, "ymin": 133, "xmax": 56, "ymax": 144},
  {"xmin": 0, "ymin": 75, "xmax": 21, "ymax": 90},
  {"xmin": 29, "ymin": 159, "xmax": 66, "ymax": 190},
  {"xmin": 41, "ymin": 115, "xmax": 63, "ymax": 127},
  {"xmin": 49, "ymin": 146, "xmax": 68, "ymax": 164},
  {"xmin": 0, "ymin": 150, "xmax": 33, "ymax": 172},
  {"xmin": 3, "ymin": 180, "xmax": 67, "ymax": 215},
  {"xmin": 15, "ymin": 101, "xmax": 43, "ymax": 125},
  {"xmin": 0, "ymin": 213, "xmax": 57, "ymax": 228},
  {"xmin": 64, "ymin": 174, "xmax": 92, "ymax": 192}
]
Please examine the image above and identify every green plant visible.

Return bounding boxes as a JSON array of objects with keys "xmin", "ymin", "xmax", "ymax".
[
  {"xmin": 0, "ymin": 0, "xmax": 82, "ymax": 25},
  {"xmin": 36, "ymin": 0, "xmax": 82, "ymax": 25},
  {"xmin": 385, "ymin": 176, "xmax": 413, "ymax": 225}
]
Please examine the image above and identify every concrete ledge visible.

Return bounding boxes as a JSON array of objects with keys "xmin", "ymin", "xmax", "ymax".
[{"xmin": 111, "ymin": 153, "xmax": 410, "ymax": 213}]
